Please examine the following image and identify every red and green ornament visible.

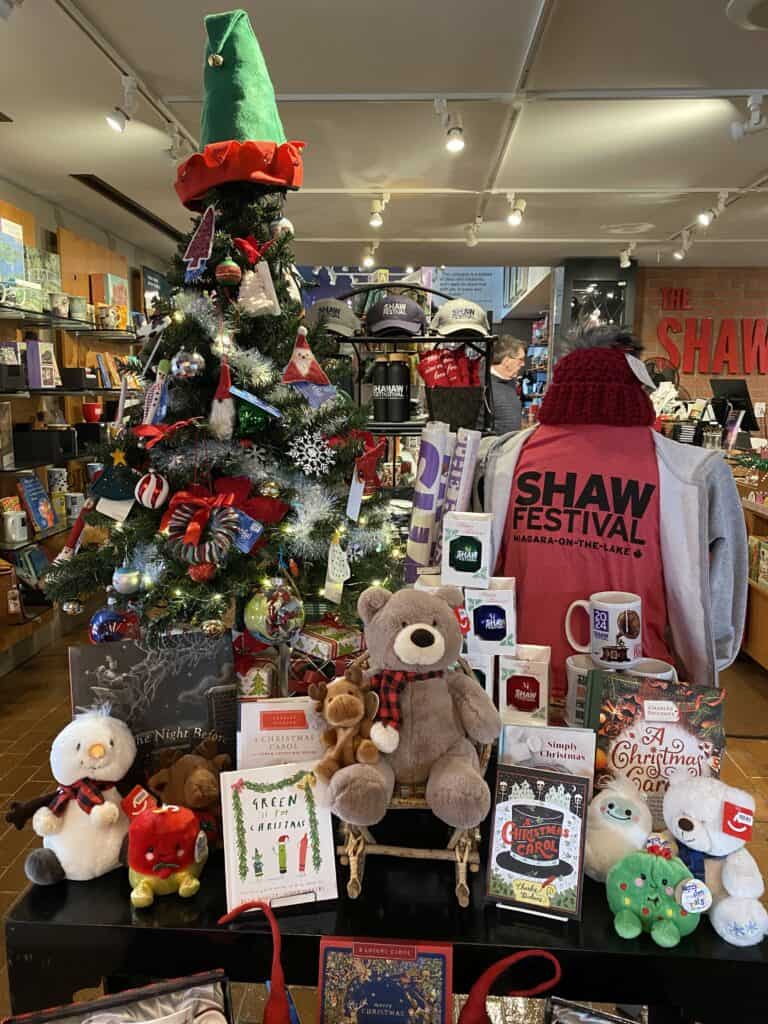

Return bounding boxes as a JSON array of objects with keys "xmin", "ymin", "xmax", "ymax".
[{"xmin": 215, "ymin": 258, "xmax": 242, "ymax": 286}]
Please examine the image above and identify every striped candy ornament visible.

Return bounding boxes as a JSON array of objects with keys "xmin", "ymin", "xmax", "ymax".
[
  {"xmin": 166, "ymin": 503, "xmax": 240, "ymax": 564},
  {"xmin": 134, "ymin": 471, "xmax": 170, "ymax": 509}
]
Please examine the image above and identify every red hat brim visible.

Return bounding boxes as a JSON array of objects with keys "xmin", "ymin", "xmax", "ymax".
[{"xmin": 176, "ymin": 139, "xmax": 305, "ymax": 210}]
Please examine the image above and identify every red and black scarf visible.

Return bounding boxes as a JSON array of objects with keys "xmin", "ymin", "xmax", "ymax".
[
  {"xmin": 49, "ymin": 778, "xmax": 116, "ymax": 817},
  {"xmin": 369, "ymin": 670, "xmax": 442, "ymax": 731}
]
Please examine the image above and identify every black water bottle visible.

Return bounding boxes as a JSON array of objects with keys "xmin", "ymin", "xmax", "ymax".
[
  {"xmin": 372, "ymin": 356, "xmax": 390, "ymax": 422},
  {"xmin": 388, "ymin": 353, "xmax": 411, "ymax": 422}
]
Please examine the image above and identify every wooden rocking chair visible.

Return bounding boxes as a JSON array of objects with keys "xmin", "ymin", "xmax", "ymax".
[{"xmin": 337, "ymin": 653, "xmax": 492, "ymax": 908}]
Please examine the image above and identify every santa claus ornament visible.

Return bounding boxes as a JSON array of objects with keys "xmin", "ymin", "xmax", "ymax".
[
  {"xmin": 281, "ymin": 326, "xmax": 330, "ymax": 386},
  {"xmin": 209, "ymin": 359, "xmax": 236, "ymax": 441}
]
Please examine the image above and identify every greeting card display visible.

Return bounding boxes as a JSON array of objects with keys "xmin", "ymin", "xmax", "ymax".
[
  {"xmin": 220, "ymin": 761, "xmax": 337, "ymax": 911},
  {"xmin": 585, "ymin": 670, "xmax": 725, "ymax": 829},
  {"xmin": 318, "ymin": 938, "xmax": 452, "ymax": 1024},
  {"xmin": 487, "ymin": 764, "xmax": 589, "ymax": 921},
  {"xmin": 237, "ymin": 696, "xmax": 327, "ymax": 769},
  {"xmin": 500, "ymin": 724, "xmax": 596, "ymax": 786}
]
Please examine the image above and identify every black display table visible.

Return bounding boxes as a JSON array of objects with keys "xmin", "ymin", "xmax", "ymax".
[{"xmin": 5, "ymin": 852, "xmax": 767, "ymax": 1023}]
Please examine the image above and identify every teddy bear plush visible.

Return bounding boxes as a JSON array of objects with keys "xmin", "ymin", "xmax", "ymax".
[
  {"xmin": 663, "ymin": 775, "xmax": 768, "ymax": 947},
  {"xmin": 326, "ymin": 585, "xmax": 501, "ymax": 829},
  {"xmin": 606, "ymin": 849, "xmax": 701, "ymax": 948},
  {"xmin": 309, "ymin": 666, "xmax": 379, "ymax": 784},
  {"xmin": 585, "ymin": 774, "xmax": 653, "ymax": 882},
  {"xmin": 25, "ymin": 709, "xmax": 137, "ymax": 884}
]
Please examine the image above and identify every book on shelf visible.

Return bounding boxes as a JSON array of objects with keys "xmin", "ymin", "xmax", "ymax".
[
  {"xmin": 95, "ymin": 353, "xmax": 112, "ymax": 389},
  {"xmin": 499, "ymin": 723, "xmax": 596, "ymax": 787},
  {"xmin": 24, "ymin": 339, "xmax": 61, "ymax": 388},
  {"xmin": 584, "ymin": 669, "xmax": 726, "ymax": 829},
  {"xmin": 220, "ymin": 760, "xmax": 337, "ymax": 911},
  {"xmin": 0, "ymin": 402, "xmax": 13, "ymax": 470},
  {"xmin": 0, "ymin": 218, "xmax": 25, "ymax": 281},
  {"xmin": 104, "ymin": 352, "xmax": 123, "ymax": 388},
  {"xmin": 487, "ymin": 762, "xmax": 589, "ymax": 922},
  {"xmin": 16, "ymin": 474, "xmax": 58, "ymax": 533},
  {"xmin": 0, "ymin": 341, "xmax": 20, "ymax": 366},
  {"xmin": 318, "ymin": 937, "xmax": 453, "ymax": 1024}
]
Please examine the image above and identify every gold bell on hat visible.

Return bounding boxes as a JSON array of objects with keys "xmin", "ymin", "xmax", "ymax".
[{"xmin": 207, "ymin": 53, "xmax": 224, "ymax": 67}]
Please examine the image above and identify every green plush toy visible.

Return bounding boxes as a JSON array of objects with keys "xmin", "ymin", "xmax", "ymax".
[{"xmin": 606, "ymin": 850, "xmax": 701, "ymax": 948}]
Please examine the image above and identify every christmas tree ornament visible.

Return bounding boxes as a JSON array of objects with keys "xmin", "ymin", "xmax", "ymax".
[
  {"xmin": 286, "ymin": 429, "xmax": 336, "ymax": 477},
  {"xmin": 208, "ymin": 358, "xmax": 236, "ymax": 441},
  {"xmin": 89, "ymin": 599, "xmax": 140, "ymax": 643},
  {"xmin": 174, "ymin": 10, "xmax": 304, "ymax": 210},
  {"xmin": 237, "ymin": 264, "xmax": 280, "ymax": 317},
  {"xmin": 228, "ymin": 384, "xmax": 282, "ymax": 419},
  {"xmin": 283, "ymin": 265, "xmax": 302, "ymax": 306},
  {"xmin": 141, "ymin": 359, "xmax": 170, "ymax": 425},
  {"xmin": 182, "ymin": 205, "xmax": 216, "ymax": 282},
  {"xmin": 164, "ymin": 498, "xmax": 240, "ymax": 565},
  {"xmin": 233, "ymin": 234, "xmax": 274, "ymax": 266},
  {"xmin": 259, "ymin": 479, "xmax": 281, "ymax": 498},
  {"xmin": 281, "ymin": 326, "xmax": 330, "ymax": 386},
  {"xmin": 201, "ymin": 618, "xmax": 226, "ymax": 637},
  {"xmin": 324, "ymin": 531, "xmax": 351, "ymax": 604},
  {"xmin": 244, "ymin": 578, "xmax": 305, "ymax": 644},
  {"xmin": 215, "ymin": 257, "xmax": 243, "ymax": 286},
  {"xmin": 135, "ymin": 470, "xmax": 170, "ymax": 509},
  {"xmin": 61, "ymin": 600, "xmax": 83, "ymax": 616},
  {"xmin": 290, "ymin": 380, "xmax": 337, "ymax": 409},
  {"xmin": 188, "ymin": 561, "xmax": 218, "ymax": 582},
  {"xmin": 112, "ymin": 566, "xmax": 142, "ymax": 595},
  {"xmin": 270, "ymin": 216, "xmax": 294, "ymax": 238},
  {"xmin": 171, "ymin": 349, "xmax": 205, "ymax": 379},
  {"xmin": 237, "ymin": 400, "xmax": 268, "ymax": 434}
]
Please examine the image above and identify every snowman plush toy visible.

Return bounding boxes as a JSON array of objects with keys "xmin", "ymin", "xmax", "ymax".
[{"xmin": 25, "ymin": 709, "xmax": 136, "ymax": 885}]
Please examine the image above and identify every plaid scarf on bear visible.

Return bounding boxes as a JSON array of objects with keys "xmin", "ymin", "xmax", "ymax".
[
  {"xmin": 49, "ymin": 779, "xmax": 116, "ymax": 817},
  {"xmin": 369, "ymin": 670, "xmax": 443, "ymax": 731}
]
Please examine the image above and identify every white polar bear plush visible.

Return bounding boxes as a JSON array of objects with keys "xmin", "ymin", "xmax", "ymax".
[
  {"xmin": 584, "ymin": 774, "xmax": 653, "ymax": 883},
  {"xmin": 25, "ymin": 709, "xmax": 136, "ymax": 884},
  {"xmin": 663, "ymin": 776, "xmax": 768, "ymax": 947}
]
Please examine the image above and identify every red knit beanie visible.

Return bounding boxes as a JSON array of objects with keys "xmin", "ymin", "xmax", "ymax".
[{"xmin": 538, "ymin": 345, "xmax": 655, "ymax": 426}]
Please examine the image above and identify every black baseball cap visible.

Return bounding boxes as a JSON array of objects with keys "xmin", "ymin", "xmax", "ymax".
[{"xmin": 367, "ymin": 295, "xmax": 427, "ymax": 336}]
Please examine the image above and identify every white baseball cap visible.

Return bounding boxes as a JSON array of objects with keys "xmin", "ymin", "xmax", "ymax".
[
  {"xmin": 430, "ymin": 298, "xmax": 490, "ymax": 337},
  {"xmin": 306, "ymin": 298, "xmax": 361, "ymax": 337}
]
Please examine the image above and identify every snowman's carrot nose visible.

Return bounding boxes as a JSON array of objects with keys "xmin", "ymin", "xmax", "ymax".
[{"xmin": 88, "ymin": 743, "xmax": 106, "ymax": 759}]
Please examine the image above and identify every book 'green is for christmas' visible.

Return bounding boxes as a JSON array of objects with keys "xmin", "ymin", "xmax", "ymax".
[
  {"xmin": 220, "ymin": 761, "xmax": 337, "ymax": 911},
  {"xmin": 585, "ymin": 670, "xmax": 726, "ymax": 829},
  {"xmin": 318, "ymin": 937, "xmax": 452, "ymax": 1024},
  {"xmin": 487, "ymin": 764, "xmax": 589, "ymax": 922}
]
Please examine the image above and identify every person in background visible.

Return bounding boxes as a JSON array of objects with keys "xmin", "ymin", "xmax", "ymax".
[{"xmin": 485, "ymin": 337, "xmax": 526, "ymax": 434}]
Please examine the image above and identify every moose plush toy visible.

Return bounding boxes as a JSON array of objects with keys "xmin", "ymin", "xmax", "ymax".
[
  {"xmin": 309, "ymin": 666, "xmax": 379, "ymax": 784},
  {"xmin": 148, "ymin": 738, "xmax": 231, "ymax": 844},
  {"xmin": 326, "ymin": 585, "xmax": 501, "ymax": 829},
  {"xmin": 663, "ymin": 776, "xmax": 768, "ymax": 946}
]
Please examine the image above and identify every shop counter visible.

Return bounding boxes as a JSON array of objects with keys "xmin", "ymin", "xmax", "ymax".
[{"xmin": 5, "ymin": 851, "xmax": 768, "ymax": 1024}]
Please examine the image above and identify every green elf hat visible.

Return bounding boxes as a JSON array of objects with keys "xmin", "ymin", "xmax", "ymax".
[{"xmin": 175, "ymin": 9, "xmax": 304, "ymax": 210}]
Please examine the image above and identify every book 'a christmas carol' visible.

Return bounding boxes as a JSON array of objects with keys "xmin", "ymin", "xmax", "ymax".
[{"xmin": 220, "ymin": 761, "xmax": 337, "ymax": 911}]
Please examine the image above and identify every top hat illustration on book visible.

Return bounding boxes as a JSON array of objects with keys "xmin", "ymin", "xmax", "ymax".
[{"xmin": 495, "ymin": 804, "xmax": 574, "ymax": 879}]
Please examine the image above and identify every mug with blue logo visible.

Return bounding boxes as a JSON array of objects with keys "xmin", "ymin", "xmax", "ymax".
[{"xmin": 564, "ymin": 591, "xmax": 642, "ymax": 670}]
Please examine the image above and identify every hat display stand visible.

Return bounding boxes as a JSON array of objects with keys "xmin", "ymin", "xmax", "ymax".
[{"xmin": 336, "ymin": 651, "xmax": 492, "ymax": 908}]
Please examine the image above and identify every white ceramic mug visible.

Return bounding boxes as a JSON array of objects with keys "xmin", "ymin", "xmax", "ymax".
[
  {"xmin": 565, "ymin": 590, "xmax": 642, "ymax": 670},
  {"xmin": 622, "ymin": 657, "xmax": 677, "ymax": 682},
  {"xmin": 0, "ymin": 511, "xmax": 28, "ymax": 543}
]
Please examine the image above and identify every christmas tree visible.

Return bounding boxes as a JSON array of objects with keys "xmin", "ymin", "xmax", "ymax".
[{"xmin": 45, "ymin": 9, "xmax": 396, "ymax": 645}]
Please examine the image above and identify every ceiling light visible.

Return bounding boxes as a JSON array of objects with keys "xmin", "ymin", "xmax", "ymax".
[
  {"xmin": 368, "ymin": 194, "xmax": 389, "ymax": 229},
  {"xmin": 405, "ymin": 265, "xmax": 415, "ymax": 274},
  {"xmin": 672, "ymin": 248, "xmax": 686, "ymax": 261},
  {"xmin": 165, "ymin": 123, "xmax": 187, "ymax": 161},
  {"xmin": 673, "ymin": 229, "xmax": 691, "ymax": 261},
  {"xmin": 697, "ymin": 190, "xmax": 728, "ymax": 227},
  {"xmin": 727, "ymin": 0, "xmax": 768, "ymax": 30},
  {"xmin": 697, "ymin": 209, "xmax": 714, "ymax": 227},
  {"xmin": 435, "ymin": 97, "xmax": 465, "ymax": 153},
  {"xmin": 731, "ymin": 93, "xmax": 766, "ymax": 140},
  {"xmin": 506, "ymin": 194, "xmax": 527, "ymax": 227},
  {"xmin": 464, "ymin": 221, "xmax": 480, "ymax": 247},
  {"xmin": 362, "ymin": 242, "xmax": 379, "ymax": 269},
  {"xmin": 106, "ymin": 74, "xmax": 138, "ymax": 133},
  {"xmin": 619, "ymin": 242, "xmax": 636, "ymax": 269}
]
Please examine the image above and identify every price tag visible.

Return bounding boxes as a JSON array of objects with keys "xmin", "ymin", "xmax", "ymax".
[
  {"xmin": 723, "ymin": 800, "xmax": 754, "ymax": 840},
  {"xmin": 346, "ymin": 467, "xmax": 364, "ymax": 522}
]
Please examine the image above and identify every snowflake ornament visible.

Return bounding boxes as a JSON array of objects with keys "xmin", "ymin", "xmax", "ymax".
[{"xmin": 287, "ymin": 429, "xmax": 336, "ymax": 478}]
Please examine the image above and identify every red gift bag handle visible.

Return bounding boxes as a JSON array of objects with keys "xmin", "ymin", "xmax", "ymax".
[
  {"xmin": 218, "ymin": 902, "xmax": 290, "ymax": 1024},
  {"xmin": 458, "ymin": 949, "xmax": 562, "ymax": 1024}
]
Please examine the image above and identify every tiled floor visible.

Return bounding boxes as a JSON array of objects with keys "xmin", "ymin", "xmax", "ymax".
[{"xmin": 1, "ymin": 635, "xmax": 767, "ymax": 1018}]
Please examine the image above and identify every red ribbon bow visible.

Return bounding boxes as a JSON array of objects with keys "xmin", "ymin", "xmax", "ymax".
[
  {"xmin": 133, "ymin": 418, "xmax": 201, "ymax": 449},
  {"xmin": 160, "ymin": 484, "xmax": 236, "ymax": 546},
  {"xmin": 328, "ymin": 430, "xmax": 387, "ymax": 488},
  {"xmin": 647, "ymin": 842, "xmax": 672, "ymax": 860},
  {"xmin": 233, "ymin": 235, "xmax": 274, "ymax": 266}
]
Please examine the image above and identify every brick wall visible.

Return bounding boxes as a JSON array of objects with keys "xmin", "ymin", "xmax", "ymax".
[{"xmin": 635, "ymin": 267, "xmax": 768, "ymax": 406}]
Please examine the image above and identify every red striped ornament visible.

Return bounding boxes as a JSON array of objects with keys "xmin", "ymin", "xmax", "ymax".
[{"xmin": 134, "ymin": 470, "xmax": 170, "ymax": 509}]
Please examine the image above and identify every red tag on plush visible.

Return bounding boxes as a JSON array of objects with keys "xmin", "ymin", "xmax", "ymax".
[
  {"xmin": 454, "ymin": 605, "xmax": 471, "ymax": 635},
  {"xmin": 722, "ymin": 800, "xmax": 754, "ymax": 840},
  {"xmin": 121, "ymin": 785, "xmax": 158, "ymax": 818}
]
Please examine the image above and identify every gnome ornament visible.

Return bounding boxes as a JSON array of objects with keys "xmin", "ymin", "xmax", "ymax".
[
  {"xmin": 209, "ymin": 359, "xmax": 236, "ymax": 441},
  {"xmin": 282, "ymin": 326, "xmax": 330, "ymax": 386}
]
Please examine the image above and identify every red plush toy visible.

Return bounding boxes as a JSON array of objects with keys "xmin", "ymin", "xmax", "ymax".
[{"xmin": 126, "ymin": 801, "xmax": 208, "ymax": 909}]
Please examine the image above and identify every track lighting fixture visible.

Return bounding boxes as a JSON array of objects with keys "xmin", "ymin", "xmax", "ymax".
[
  {"xmin": 673, "ymin": 228, "xmax": 692, "ymax": 261},
  {"xmin": 506, "ymin": 194, "xmax": 527, "ymax": 227},
  {"xmin": 697, "ymin": 190, "xmax": 728, "ymax": 228},
  {"xmin": 405, "ymin": 265, "xmax": 415, "ymax": 274},
  {"xmin": 165, "ymin": 123, "xmax": 187, "ymax": 161},
  {"xmin": 368, "ymin": 193, "xmax": 390, "ymax": 229},
  {"xmin": 731, "ymin": 93, "xmax": 767, "ymax": 140},
  {"xmin": 361, "ymin": 242, "xmax": 379, "ymax": 269},
  {"xmin": 619, "ymin": 242, "xmax": 636, "ymax": 269},
  {"xmin": 435, "ymin": 97, "xmax": 465, "ymax": 154},
  {"xmin": 0, "ymin": 0, "xmax": 23, "ymax": 20},
  {"xmin": 107, "ymin": 73, "xmax": 138, "ymax": 133},
  {"xmin": 464, "ymin": 219, "xmax": 481, "ymax": 247}
]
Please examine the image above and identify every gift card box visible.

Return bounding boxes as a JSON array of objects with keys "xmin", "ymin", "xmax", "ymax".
[
  {"xmin": 465, "ymin": 584, "xmax": 516, "ymax": 656},
  {"xmin": 499, "ymin": 645, "xmax": 551, "ymax": 725},
  {"xmin": 440, "ymin": 511, "xmax": 493, "ymax": 588}
]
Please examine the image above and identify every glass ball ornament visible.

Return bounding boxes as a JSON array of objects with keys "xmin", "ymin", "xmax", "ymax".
[
  {"xmin": 215, "ymin": 258, "xmax": 243, "ymax": 287},
  {"xmin": 270, "ymin": 216, "xmax": 294, "ymax": 238},
  {"xmin": 237, "ymin": 401, "xmax": 268, "ymax": 434},
  {"xmin": 171, "ymin": 349, "xmax": 206, "ymax": 379},
  {"xmin": 112, "ymin": 566, "xmax": 142, "ymax": 595},
  {"xmin": 135, "ymin": 470, "xmax": 169, "ymax": 509},
  {"xmin": 188, "ymin": 562, "xmax": 217, "ymax": 582},
  {"xmin": 201, "ymin": 618, "xmax": 226, "ymax": 637},
  {"xmin": 89, "ymin": 602, "xmax": 140, "ymax": 643},
  {"xmin": 62, "ymin": 600, "xmax": 83, "ymax": 616},
  {"xmin": 258, "ymin": 479, "xmax": 281, "ymax": 498},
  {"xmin": 244, "ymin": 579, "xmax": 305, "ymax": 645}
]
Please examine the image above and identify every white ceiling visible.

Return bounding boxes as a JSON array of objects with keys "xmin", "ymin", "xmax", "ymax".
[{"xmin": 2, "ymin": 0, "xmax": 768, "ymax": 269}]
